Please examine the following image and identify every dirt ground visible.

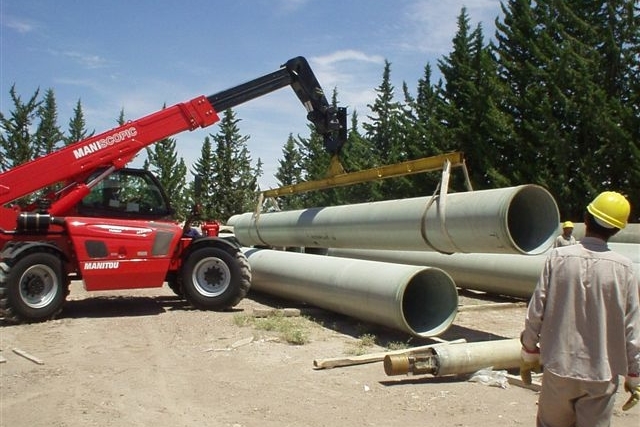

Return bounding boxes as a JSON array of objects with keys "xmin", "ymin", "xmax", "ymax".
[{"xmin": 1, "ymin": 282, "xmax": 638, "ymax": 427}]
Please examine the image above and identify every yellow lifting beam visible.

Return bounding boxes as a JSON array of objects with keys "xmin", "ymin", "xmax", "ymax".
[{"xmin": 261, "ymin": 152, "xmax": 465, "ymax": 198}]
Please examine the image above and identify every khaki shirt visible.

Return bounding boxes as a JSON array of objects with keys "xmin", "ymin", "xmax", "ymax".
[
  {"xmin": 554, "ymin": 234, "xmax": 576, "ymax": 247},
  {"xmin": 522, "ymin": 236, "xmax": 640, "ymax": 381}
]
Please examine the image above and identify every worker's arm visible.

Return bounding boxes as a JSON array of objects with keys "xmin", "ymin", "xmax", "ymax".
[
  {"xmin": 624, "ymin": 270, "xmax": 640, "ymax": 411},
  {"xmin": 521, "ymin": 255, "xmax": 551, "ymax": 351},
  {"xmin": 518, "ymin": 256, "xmax": 550, "ymax": 385}
]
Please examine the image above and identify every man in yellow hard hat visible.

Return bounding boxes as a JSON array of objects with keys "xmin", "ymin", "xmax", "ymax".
[
  {"xmin": 554, "ymin": 220, "xmax": 577, "ymax": 247},
  {"xmin": 520, "ymin": 191, "xmax": 639, "ymax": 426}
]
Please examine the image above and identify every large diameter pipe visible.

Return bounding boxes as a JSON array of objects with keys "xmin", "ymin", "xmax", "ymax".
[
  {"xmin": 384, "ymin": 338, "xmax": 521, "ymax": 376},
  {"xmin": 242, "ymin": 248, "xmax": 458, "ymax": 337},
  {"xmin": 328, "ymin": 248, "xmax": 544, "ymax": 298},
  {"xmin": 328, "ymin": 242, "xmax": 639, "ymax": 299},
  {"xmin": 229, "ymin": 185, "xmax": 559, "ymax": 255},
  {"xmin": 567, "ymin": 223, "xmax": 640, "ymax": 244}
]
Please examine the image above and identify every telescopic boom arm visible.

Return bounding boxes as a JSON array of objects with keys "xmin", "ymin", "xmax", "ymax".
[{"xmin": 0, "ymin": 56, "xmax": 346, "ymax": 220}]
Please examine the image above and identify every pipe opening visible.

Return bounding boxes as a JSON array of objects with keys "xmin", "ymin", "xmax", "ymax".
[
  {"xmin": 507, "ymin": 185, "xmax": 559, "ymax": 254},
  {"xmin": 401, "ymin": 269, "xmax": 458, "ymax": 337}
]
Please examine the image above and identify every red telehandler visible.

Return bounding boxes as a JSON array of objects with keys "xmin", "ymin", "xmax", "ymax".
[{"xmin": 0, "ymin": 57, "xmax": 346, "ymax": 323}]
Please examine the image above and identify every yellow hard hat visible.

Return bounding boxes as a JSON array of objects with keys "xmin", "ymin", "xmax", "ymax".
[
  {"xmin": 562, "ymin": 221, "xmax": 574, "ymax": 229},
  {"xmin": 587, "ymin": 191, "xmax": 630, "ymax": 229}
]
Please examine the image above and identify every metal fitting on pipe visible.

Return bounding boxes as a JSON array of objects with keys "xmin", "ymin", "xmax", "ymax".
[
  {"xmin": 384, "ymin": 338, "xmax": 521, "ymax": 376},
  {"xmin": 242, "ymin": 247, "xmax": 458, "ymax": 337},
  {"xmin": 230, "ymin": 185, "xmax": 559, "ymax": 255}
]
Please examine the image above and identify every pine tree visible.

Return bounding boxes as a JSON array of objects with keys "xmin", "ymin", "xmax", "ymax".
[
  {"xmin": 274, "ymin": 133, "xmax": 305, "ymax": 210},
  {"xmin": 34, "ymin": 88, "xmax": 64, "ymax": 157},
  {"xmin": 0, "ymin": 85, "xmax": 41, "ymax": 171},
  {"xmin": 437, "ymin": 8, "xmax": 510, "ymax": 190},
  {"xmin": 191, "ymin": 136, "xmax": 217, "ymax": 221},
  {"xmin": 209, "ymin": 108, "xmax": 261, "ymax": 221},
  {"xmin": 495, "ymin": 0, "xmax": 639, "ymax": 220},
  {"xmin": 362, "ymin": 60, "xmax": 408, "ymax": 199},
  {"xmin": 561, "ymin": 0, "xmax": 640, "ymax": 220},
  {"xmin": 402, "ymin": 64, "xmax": 447, "ymax": 195},
  {"xmin": 65, "ymin": 99, "xmax": 93, "ymax": 145},
  {"xmin": 296, "ymin": 125, "xmax": 333, "ymax": 207},
  {"xmin": 495, "ymin": 0, "xmax": 551, "ymax": 185},
  {"xmin": 143, "ymin": 136, "xmax": 188, "ymax": 220},
  {"xmin": 337, "ymin": 110, "xmax": 382, "ymax": 203}
]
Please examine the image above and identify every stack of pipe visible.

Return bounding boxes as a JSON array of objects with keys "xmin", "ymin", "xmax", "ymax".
[{"xmin": 229, "ymin": 185, "xmax": 561, "ymax": 336}]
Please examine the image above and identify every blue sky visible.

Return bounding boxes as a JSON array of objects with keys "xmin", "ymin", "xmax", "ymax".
[{"xmin": 1, "ymin": 0, "xmax": 503, "ymax": 189}]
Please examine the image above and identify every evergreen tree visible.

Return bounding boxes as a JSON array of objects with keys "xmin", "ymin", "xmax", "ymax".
[
  {"xmin": 296, "ymin": 124, "xmax": 334, "ymax": 207},
  {"xmin": 191, "ymin": 136, "xmax": 217, "ymax": 221},
  {"xmin": 209, "ymin": 108, "xmax": 261, "ymax": 221},
  {"xmin": 274, "ymin": 133, "xmax": 305, "ymax": 210},
  {"xmin": 65, "ymin": 99, "xmax": 93, "ymax": 145},
  {"xmin": 117, "ymin": 108, "xmax": 126, "ymax": 125},
  {"xmin": 561, "ymin": 0, "xmax": 640, "ymax": 220},
  {"xmin": 402, "ymin": 65, "xmax": 447, "ymax": 195},
  {"xmin": 362, "ymin": 60, "xmax": 409, "ymax": 199},
  {"xmin": 34, "ymin": 88, "xmax": 64, "ymax": 157},
  {"xmin": 336, "ymin": 110, "xmax": 382, "ymax": 203},
  {"xmin": 495, "ymin": 0, "xmax": 551, "ymax": 186},
  {"xmin": 143, "ymin": 136, "xmax": 188, "ymax": 220},
  {"xmin": 437, "ymin": 9, "xmax": 510, "ymax": 190},
  {"xmin": 0, "ymin": 85, "xmax": 41, "ymax": 171},
  {"xmin": 495, "ymin": 0, "xmax": 639, "ymax": 220}
]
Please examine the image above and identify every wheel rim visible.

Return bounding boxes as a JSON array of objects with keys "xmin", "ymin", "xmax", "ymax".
[
  {"xmin": 19, "ymin": 264, "xmax": 59, "ymax": 309},
  {"xmin": 191, "ymin": 256, "xmax": 231, "ymax": 297}
]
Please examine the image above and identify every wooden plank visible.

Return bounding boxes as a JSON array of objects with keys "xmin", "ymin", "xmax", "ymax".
[
  {"xmin": 458, "ymin": 302, "xmax": 526, "ymax": 312},
  {"xmin": 506, "ymin": 373, "xmax": 542, "ymax": 391},
  {"xmin": 231, "ymin": 336, "xmax": 254, "ymax": 349},
  {"xmin": 313, "ymin": 338, "xmax": 466, "ymax": 370},
  {"xmin": 12, "ymin": 348, "xmax": 44, "ymax": 365}
]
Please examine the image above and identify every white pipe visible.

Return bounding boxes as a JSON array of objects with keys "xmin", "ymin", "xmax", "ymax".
[
  {"xmin": 328, "ymin": 243, "xmax": 639, "ymax": 299},
  {"xmin": 242, "ymin": 247, "xmax": 458, "ymax": 337},
  {"xmin": 384, "ymin": 338, "xmax": 521, "ymax": 376},
  {"xmin": 564, "ymin": 223, "xmax": 639, "ymax": 244},
  {"xmin": 229, "ymin": 185, "xmax": 559, "ymax": 255}
]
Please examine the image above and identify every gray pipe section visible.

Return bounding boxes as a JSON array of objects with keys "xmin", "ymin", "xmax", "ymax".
[
  {"xmin": 328, "ymin": 248, "xmax": 544, "ymax": 298},
  {"xmin": 433, "ymin": 338, "xmax": 522, "ymax": 375},
  {"xmin": 328, "ymin": 243, "xmax": 639, "ymax": 299},
  {"xmin": 564, "ymin": 223, "xmax": 640, "ymax": 244},
  {"xmin": 383, "ymin": 338, "xmax": 521, "ymax": 376},
  {"xmin": 242, "ymin": 247, "xmax": 459, "ymax": 337},
  {"xmin": 229, "ymin": 185, "xmax": 559, "ymax": 255}
]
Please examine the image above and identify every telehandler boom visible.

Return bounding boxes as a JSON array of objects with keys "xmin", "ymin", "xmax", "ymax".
[{"xmin": 0, "ymin": 56, "xmax": 346, "ymax": 323}]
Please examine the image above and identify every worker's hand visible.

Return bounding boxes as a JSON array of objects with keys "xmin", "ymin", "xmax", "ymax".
[
  {"xmin": 520, "ymin": 347, "xmax": 541, "ymax": 385},
  {"xmin": 622, "ymin": 375, "xmax": 640, "ymax": 411}
]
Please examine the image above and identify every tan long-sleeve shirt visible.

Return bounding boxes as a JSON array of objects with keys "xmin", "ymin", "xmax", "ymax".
[{"xmin": 522, "ymin": 236, "xmax": 640, "ymax": 381}]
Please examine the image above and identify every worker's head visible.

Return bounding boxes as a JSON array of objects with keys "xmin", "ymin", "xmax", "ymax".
[
  {"xmin": 585, "ymin": 191, "xmax": 630, "ymax": 238},
  {"xmin": 562, "ymin": 221, "xmax": 574, "ymax": 230}
]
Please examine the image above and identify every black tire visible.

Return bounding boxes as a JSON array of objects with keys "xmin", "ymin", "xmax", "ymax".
[
  {"xmin": 181, "ymin": 245, "xmax": 250, "ymax": 310},
  {"xmin": 0, "ymin": 252, "xmax": 68, "ymax": 323},
  {"xmin": 165, "ymin": 272, "xmax": 184, "ymax": 298}
]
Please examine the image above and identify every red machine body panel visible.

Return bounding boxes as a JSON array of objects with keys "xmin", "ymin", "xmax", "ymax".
[{"xmin": 65, "ymin": 217, "xmax": 184, "ymax": 291}]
